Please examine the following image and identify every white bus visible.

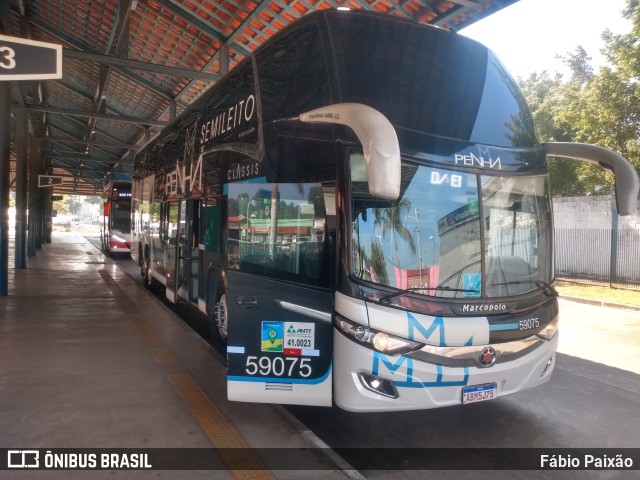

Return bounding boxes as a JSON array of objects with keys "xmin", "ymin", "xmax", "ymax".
[{"xmin": 132, "ymin": 10, "xmax": 639, "ymax": 412}]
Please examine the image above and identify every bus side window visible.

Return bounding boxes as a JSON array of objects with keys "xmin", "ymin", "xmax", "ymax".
[{"xmin": 227, "ymin": 182, "xmax": 330, "ymax": 289}]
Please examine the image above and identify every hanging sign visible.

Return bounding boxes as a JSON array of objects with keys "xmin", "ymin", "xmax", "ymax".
[
  {"xmin": 0, "ymin": 35, "xmax": 62, "ymax": 80},
  {"xmin": 38, "ymin": 175, "xmax": 64, "ymax": 187}
]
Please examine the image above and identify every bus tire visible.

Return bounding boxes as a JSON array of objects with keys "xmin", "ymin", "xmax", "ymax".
[
  {"xmin": 208, "ymin": 292, "xmax": 228, "ymax": 341},
  {"xmin": 206, "ymin": 271, "xmax": 227, "ymax": 341},
  {"xmin": 143, "ymin": 248, "xmax": 153, "ymax": 289},
  {"xmin": 139, "ymin": 245, "xmax": 146, "ymax": 276}
]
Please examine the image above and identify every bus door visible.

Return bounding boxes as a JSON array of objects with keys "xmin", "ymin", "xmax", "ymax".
[
  {"xmin": 164, "ymin": 200, "xmax": 180, "ymax": 302},
  {"xmin": 225, "ymin": 182, "xmax": 334, "ymax": 407},
  {"xmin": 176, "ymin": 199, "xmax": 200, "ymax": 304}
]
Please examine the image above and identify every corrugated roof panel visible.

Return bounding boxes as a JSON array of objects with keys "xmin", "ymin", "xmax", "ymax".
[
  {"xmin": 129, "ymin": 2, "xmax": 219, "ymax": 72},
  {"xmin": 104, "ymin": 70, "xmax": 174, "ymax": 124},
  {"xmin": 55, "ymin": 58, "xmax": 102, "ymax": 100},
  {"xmin": 44, "ymin": 82, "xmax": 94, "ymax": 112},
  {"xmin": 28, "ymin": 0, "xmax": 117, "ymax": 52}
]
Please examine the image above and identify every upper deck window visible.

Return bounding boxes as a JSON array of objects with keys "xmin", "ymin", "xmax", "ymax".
[{"xmin": 329, "ymin": 14, "xmax": 537, "ymax": 148}]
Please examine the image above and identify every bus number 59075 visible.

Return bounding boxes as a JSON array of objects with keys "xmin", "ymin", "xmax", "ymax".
[{"xmin": 245, "ymin": 356, "xmax": 312, "ymax": 378}]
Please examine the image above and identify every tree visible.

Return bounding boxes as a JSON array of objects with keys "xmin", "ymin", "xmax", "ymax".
[
  {"xmin": 53, "ymin": 196, "xmax": 69, "ymax": 215},
  {"xmin": 373, "ymin": 198, "xmax": 416, "ymax": 268},
  {"xmin": 370, "ymin": 242, "xmax": 389, "ymax": 284},
  {"xmin": 520, "ymin": 69, "xmax": 589, "ymax": 196},
  {"xmin": 63, "ymin": 196, "xmax": 84, "ymax": 215},
  {"xmin": 519, "ymin": 22, "xmax": 640, "ymax": 197}
]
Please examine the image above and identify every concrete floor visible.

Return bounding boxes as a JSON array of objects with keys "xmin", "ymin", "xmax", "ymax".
[{"xmin": 0, "ymin": 232, "xmax": 350, "ymax": 479}]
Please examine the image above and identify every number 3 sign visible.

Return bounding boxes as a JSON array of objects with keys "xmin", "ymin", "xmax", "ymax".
[{"xmin": 0, "ymin": 35, "xmax": 62, "ymax": 81}]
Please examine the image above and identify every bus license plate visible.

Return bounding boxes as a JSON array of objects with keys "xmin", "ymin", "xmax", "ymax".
[{"xmin": 462, "ymin": 383, "xmax": 497, "ymax": 405}]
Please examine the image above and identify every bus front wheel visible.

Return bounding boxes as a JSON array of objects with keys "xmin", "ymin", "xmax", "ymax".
[
  {"xmin": 143, "ymin": 252, "xmax": 153, "ymax": 289},
  {"xmin": 212, "ymin": 293, "xmax": 228, "ymax": 340}
]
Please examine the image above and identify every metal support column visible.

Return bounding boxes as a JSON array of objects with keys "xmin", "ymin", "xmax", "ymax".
[
  {"xmin": 609, "ymin": 195, "xmax": 619, "ymax": 287},
  {"xmin": 44, "ymin": 190, "xmax": 52, "ymax": 243},
  {"xmin": 15, "ymin": 107, "xmax": 28, "ymax": 268},
  {"xmin": 27, "ymin": 136, "xmax": 39, "ymax": 256},
  {"xmin": 0, "ymin": 82, "xmax": 10, "ymax": 295},
  {"xmin": 36, "ymin": 187, "xmax": 44, "ymax": 249}
]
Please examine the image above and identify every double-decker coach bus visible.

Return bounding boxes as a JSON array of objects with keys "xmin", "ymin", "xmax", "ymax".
[
  {"xmin": 102, "ymin": 181, "xmax": 133, "ymax": 257},
  {"xmin": 132, "ymin": 9, "xmax": 638, "ymax": 412}
]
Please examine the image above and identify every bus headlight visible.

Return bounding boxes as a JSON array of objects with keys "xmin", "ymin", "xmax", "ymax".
[
  {"xmin": 111, "ymin": 234, "xmax": 127, "ymax": 243},
  {"xmin": 335, "ymin": 314, "xmax": 424, "ymax": 355},
  {"xmin": 536, "ymin": 316, "xmax": 559, "ymax": 341}
]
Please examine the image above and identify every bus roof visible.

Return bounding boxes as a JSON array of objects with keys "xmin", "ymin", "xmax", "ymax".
[{"xmin": 136, "ymin": 9, "xmax": 544, "ymax": 178}]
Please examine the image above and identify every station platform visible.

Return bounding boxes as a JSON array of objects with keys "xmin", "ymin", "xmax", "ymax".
[{"xmin": 0, "ymin": 232, "xmax": 351, "ymax": 479}]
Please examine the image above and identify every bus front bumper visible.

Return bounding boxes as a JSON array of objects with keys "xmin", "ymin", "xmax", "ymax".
[{"xmin": 333, "ymin": 328, "xmax": 558, "ymax": 412}]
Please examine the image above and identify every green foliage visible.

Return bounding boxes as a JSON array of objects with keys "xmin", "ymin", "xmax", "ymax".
[
  {"xmin": 53, "ymin": 196, "xmax": 69, "ymax": 215},
  {"xmin": 373, "ymin": 198, "xmax": 416, "ymax": 268},
  {"xmin": 64, "ymin": 196, "xmax": 84, "ymax": 215},
  {"xmin": 519, "ymin": 2, "xmax": 640, "ymax": 197}
]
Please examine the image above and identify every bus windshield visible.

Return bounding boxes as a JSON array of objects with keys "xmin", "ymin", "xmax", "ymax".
[
  {"xmin": 350, "ymin": 155, "xmax": 553, "ymax": 299},
  {"xmin": 111, "ymin": 200, "xmax": 132, "ymax": 233}
]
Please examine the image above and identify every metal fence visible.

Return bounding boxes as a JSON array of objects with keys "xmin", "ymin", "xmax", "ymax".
[{"xmin": 554, "ymin": 228, "xmax": 640, "ymax": 290}]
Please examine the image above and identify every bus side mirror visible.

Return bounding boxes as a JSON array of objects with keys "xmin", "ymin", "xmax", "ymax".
[
  {"xmin": 542, "ymin": 142, "xmax": 640, "ymax": 216},
  {"xmin": 299, "ymin": 103, "xmax": 401, "ymax": 200}
]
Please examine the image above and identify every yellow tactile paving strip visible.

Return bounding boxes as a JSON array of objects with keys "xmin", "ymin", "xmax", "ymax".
[
  {"xmin": 130, "ymin": 316, "xmax": 164, "ymax": 345},
  {"xmin": 97, "ymin": 268, "xmax": 275, "ymax": 479},
  {"xmin": 166, "ymin": 372, "xmax": 275, "ymax": 480},
  {"xmin": 149, "ymin": 345, "xmax": 178, "ymax": 364}
]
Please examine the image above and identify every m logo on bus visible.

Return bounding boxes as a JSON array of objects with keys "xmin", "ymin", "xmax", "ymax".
[{"xmin": 372, "ymin": 352, "xmax": 469, "ymax": 388}]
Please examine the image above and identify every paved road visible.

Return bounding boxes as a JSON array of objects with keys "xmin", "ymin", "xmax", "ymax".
[{"xmin": 556, "ymin": 298, "xmax": 640, "ymax": 374}]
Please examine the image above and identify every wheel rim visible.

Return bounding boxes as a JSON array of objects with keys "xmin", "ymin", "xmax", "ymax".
[
  {"xmin": 216, "ymin": 294, "xmax": 228, "ymax": 338},
  {"xmin": 144, "ymin": 257, "xmax": 152, "ymax": 287}
]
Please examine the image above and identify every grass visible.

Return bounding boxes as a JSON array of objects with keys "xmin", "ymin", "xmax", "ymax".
[{"xmin": 555, "ymin": 280, "xmax": 640, "ymax": 307}]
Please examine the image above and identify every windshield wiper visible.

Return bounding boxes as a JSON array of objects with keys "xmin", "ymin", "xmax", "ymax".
[
  {"xmin": 380, "ymin": 286, "xmax": 479, "ymax": 304},
  {"xmin": 490, "ymin": 280, "xmax": 558, "ymax": 297}
]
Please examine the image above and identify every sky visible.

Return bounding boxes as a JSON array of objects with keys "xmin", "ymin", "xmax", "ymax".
[{"xmin": 461, "ymin": 0, "xmax": 632, "ymax": 79}]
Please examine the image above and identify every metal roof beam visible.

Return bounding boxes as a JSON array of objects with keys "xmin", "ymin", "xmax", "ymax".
[
  {"xmin": 166, "ymin": 0, "xmax": 276, "ymax": 117},
  {"xmin": 43, "ymin": 150, "xmax": 123, "ymax": 163},
  {"xmin": 49, "ymin": 166, "xmax": 111, "ymax": 179},
  {"xmin": 47, "ymin": 112, "xmax": 140, "ymax": 153},
  {"xmin": 446, "ymin": 0, "xmax": 480, "ymax": 7},
  {"xmin": 63, "ymin": 49, "xmax": 220, "ymax": 81},
  {"xmin": 48, "ymin": 163, "xmax": 107, "ymax": 180},
  {"xmin": 27, "ymin": 16, "xmax": 182, "ymax": 103},
  {"xmin": 35, "ymin": 136, "xmax": 135, "ymax": 150},
  {"xmin": 43, "ymin": 148, "xmax": 122, "ymax": 171},
  {"xmin": 0, "ymin": 1, "xmax": 10, "ymax": 33},
  {"xmin": 42, "ymin": 121, "xmax": 137, "ymax": 177},
  {"xmin": 54, "ymin": 78, "xmax": 147, "ymax": 131},
  {"xmin": 153, "ymin": 0, "xmax": 228, "ymax": 44},
  {"xmin": 25, "ymin": 105, "xmax": 167, "ymax": 127},
  {"xmin": 44, "ymin": 173, "xmax": 107, "ymax": 180},
  {"xmin": 50, "ymin": 155, "xmax": 134, "ymax": 165}
]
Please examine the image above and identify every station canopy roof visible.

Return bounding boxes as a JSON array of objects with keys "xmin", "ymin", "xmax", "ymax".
[{"xmin": 3, "ymin": 0, "xmax": 517, "ymax": 195}]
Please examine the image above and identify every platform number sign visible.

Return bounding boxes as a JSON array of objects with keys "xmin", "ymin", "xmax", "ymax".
[
  {"xmin": 38, "ymin": 175, "xmax": 64, "ymax": 187},
  {"xmin": 0, "ymin": 35, "xmax": 62, "ymax": 81}
]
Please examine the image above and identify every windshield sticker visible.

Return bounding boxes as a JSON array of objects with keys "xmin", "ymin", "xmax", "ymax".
[
  {"xmin": 467, "ymin": 198, "xmax": 479, "ymax": 215},
  {"xmin": 430, "ymin": 171, "xmax": 463, "ymax": 188},
  {"xmin": 261, "ymin": 321, "xmax": 283, "ymax": 352},
  {"xmin": 463, "ymin": 274, "xmax": 482, "ymax": 298}
]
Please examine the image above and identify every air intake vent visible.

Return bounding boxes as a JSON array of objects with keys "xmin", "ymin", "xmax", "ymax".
[{"xmin": 265, "ymin": 383, "xmax": 293, "ymax": 392}]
